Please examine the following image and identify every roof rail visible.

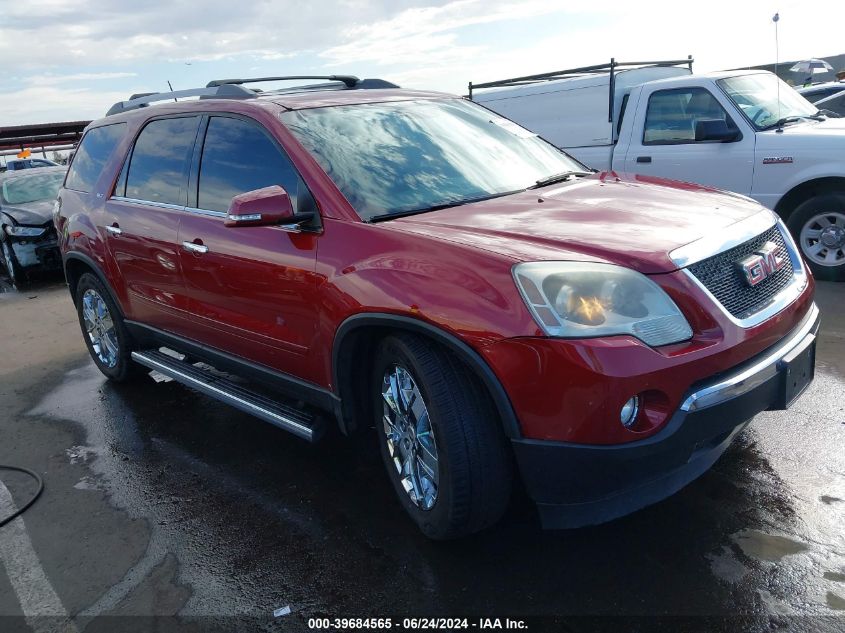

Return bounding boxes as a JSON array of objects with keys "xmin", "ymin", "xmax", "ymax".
[
  {"xmin": 106, "ymin": 84, "xmax": 255, "ymax": 116},
  {"xmin": 468, "ymin": 56, "xmax": 693, "ymax": 125},
  {"xmin": 468, "ymin": 56, "xmax": 694, "ymax": 98},
  {"xmin": 206, "ymin": 76, "xmax": 400, "ymax": 92},
  {"xmin": 207, "ymin": 75, "xmax": 361, "ymax": 88}
]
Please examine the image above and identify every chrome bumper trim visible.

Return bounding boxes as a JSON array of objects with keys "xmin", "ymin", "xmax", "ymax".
[{"xmin": 680, "ymin": 302, "xmax": 819, "ymax": 412}]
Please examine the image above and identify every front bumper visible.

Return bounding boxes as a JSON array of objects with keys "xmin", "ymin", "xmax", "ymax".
[
  {"xmin": 512, "ymin": 303, "xmax": 820, "ymax": 529},
  {"xmin": 8, "ymin": 233, "xmax": 61, "ymax": 270}
]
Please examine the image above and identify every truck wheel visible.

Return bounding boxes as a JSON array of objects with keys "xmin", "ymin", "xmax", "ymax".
[
  {"xmin": 75, "ymin": 273, "xmax": 143, "ymax": 382},
  {"xmin": 1, "ymin": 239, "xmax": 25, "ymax": 289},
  {"xmin": 372, "ymin": 333, "xmax": 512, "ymax": 539},
  {"xmin": 788, "ymin": 193, "xmax": 845, "ymax": 281}
]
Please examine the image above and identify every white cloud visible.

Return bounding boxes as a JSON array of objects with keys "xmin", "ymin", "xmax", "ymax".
[
  {"xmin": 27, "ymin": 72, "xmax": 138, "ymax": 85},
  {"xmin": 0, "ymin": 0, "xmax": 841, "ymax": 124},
  {"xmin": 366, "ymin": 0, "xmax": 845, "ymax": 95},
  {"xmin": 0, "ymin": 85, "xmax": 129, "ymax": 124}
]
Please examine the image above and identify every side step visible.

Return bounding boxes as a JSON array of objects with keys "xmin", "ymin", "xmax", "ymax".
[{"xmin": 131, "ymin": 350, "xmax": 324, "ymax": 442}]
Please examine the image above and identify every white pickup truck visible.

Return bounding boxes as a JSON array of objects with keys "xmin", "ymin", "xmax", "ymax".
[{"xmin": 471, "ymin": 59, "xmax": 845, "ymax": 280}]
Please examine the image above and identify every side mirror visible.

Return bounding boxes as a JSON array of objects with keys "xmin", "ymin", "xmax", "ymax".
[
  {"xmin": 694, "ymin": 119, "xmax": 741, "ymax": 143},
  {"xmin": 225, "ymin": 185, "xmax": 312, "ymax": 228}
]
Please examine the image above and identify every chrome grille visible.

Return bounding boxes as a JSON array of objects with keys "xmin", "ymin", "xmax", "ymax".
[{"xmin": 687, "ymin": 226, "xmax": 795, "ymax": 319}]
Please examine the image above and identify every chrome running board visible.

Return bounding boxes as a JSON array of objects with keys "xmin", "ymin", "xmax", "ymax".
[{"xmin": 131, "ymin": 349, "xmax": 323, "ymax": 442}]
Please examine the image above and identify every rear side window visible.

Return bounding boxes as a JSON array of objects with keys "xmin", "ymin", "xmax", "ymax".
[
  {"xmin": 126, "ymin": 116, "xmax": 200, "ymax": 206},
  {"xmin": 197, "ymin": 116, "xmax": 300, "ymax": 213},
  {"xmin": 65, "ymin": 123, "xmax": 126, "ymax": 193}
]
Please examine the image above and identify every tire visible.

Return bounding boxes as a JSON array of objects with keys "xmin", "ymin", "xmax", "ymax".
[
  {"xmin": 75, "ymin": 272, "xmax": 143, "ymax": 382},
  {"xmin": 1, "ymin": 239, "xmax": 26, "ymax": 289},
  {"xmin": 372, "ymin": 333, "xmax": 512, "ymax": 539},
  {"xmin": 787, "ymin": 192, "xmax": 845, "ymax": 281}
]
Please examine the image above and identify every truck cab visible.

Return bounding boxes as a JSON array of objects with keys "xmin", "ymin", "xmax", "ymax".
[{"xmin": 472, "ymin": 62, "xmax": 845, "ymax": 280}]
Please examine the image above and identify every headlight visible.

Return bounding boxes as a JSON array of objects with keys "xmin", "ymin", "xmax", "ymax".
[
  {"xmin": 4, "ymin": 225, "xmax": 47, "ymax": 237},
  {"xmin": 513, "ymin": 262, "xmax": 693, "ymax": 346}
]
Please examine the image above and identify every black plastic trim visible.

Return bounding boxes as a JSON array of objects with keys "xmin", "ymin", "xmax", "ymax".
[
  {"xmin": 511, "ymin": 315, "xmax": 819, "ymax": 529},
  {"xmin": 124, "ymin": 320, "xmax": 340, "ymax": 414},
  {"xmin": 332, "ymin": 314, "xmax": 522, "ymax": 438}
]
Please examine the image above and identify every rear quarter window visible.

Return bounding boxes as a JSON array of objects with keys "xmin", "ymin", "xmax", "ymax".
[{"xmin": 65, "ymin": 123, "xmax": 127, "ymax": 193}]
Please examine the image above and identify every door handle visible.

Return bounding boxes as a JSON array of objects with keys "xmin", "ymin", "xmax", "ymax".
[
  {"xmin": 105, "ymin": 225, "xmax": 122, "ymax": 235},
  {"xmin": 182, "ymin": 240, "xmax": 208, "ymax": 254},
  {"xmin": 636, "ymin": 156, "xmax": 652, "ymax": 164}
]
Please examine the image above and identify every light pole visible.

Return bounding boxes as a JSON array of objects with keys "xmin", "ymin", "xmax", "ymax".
[{"xmin": 773, "ymin": 12, "xmax": 781, "ymax": 121}]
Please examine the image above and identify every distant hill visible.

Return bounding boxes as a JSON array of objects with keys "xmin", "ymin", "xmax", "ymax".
[{"xmin": 735, "ymin": 53, "xmax": 845, "ymax": 86}]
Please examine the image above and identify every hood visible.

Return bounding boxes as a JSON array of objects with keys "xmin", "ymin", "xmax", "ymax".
[
  {"xmin": 757, "ymin": 117, "xmax": 845, "ymax": 150},
  {"xmin": 383, "ymin": 173, "xmax": 766, "ymax": 274},
  {"xmin": 0, "ymin": 199, "xmax": 55, "ymax": 226}
]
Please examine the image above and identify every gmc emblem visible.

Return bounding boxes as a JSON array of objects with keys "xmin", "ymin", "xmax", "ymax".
[{"xmin": 737, "ymin": 242, "xmax": 786, "ymax": 286}]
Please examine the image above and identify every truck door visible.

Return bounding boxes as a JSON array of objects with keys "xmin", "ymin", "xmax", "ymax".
[
  {"xmin": 620, "ymin": 85, "xmax": 755, "ymax": 195},
  {"xmin": 176, "ymin": 114, "xmax": 321, "ymax": 382},
  {"xmin": 104, "ymin": 115, "xmax": 201, "ymax": 334}
]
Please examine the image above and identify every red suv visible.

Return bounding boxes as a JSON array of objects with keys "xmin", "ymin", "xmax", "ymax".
[{"xmin": 56, "ymin": 76, "xmax": 818, "ymax": 539}]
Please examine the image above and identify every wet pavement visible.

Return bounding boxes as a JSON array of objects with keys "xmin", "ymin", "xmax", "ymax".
[{"xmin": 0, "ymin": 275, "xmax": 843, "ymax": 632}]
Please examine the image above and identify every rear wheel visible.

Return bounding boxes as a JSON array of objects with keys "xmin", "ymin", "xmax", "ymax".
[
  {"xmin": 1, "ymin": 239, "xmax": 25, "ymax": 289},
  {"xmin": 788, "ymin": 193, "xmax": 845, "ymax": 281},
  {"xmin": 373, "ymin": 333, "xmax": 512, "ymax": 539},
  {"xmin": 75, "ymin": 273, "xmax": 143, "ymax": 382}
]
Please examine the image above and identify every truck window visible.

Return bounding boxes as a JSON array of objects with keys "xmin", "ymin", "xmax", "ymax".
[
  {"xmin": 643, "ymin": 88, "xmax": 736, "ymax": 145},
  {"xmin": 617, "ymin": 94, "xmax": 630, "ymax": 136},
  {"xmin": 125, "ymin": 116, "xmax": 200, "ymax": 206},
  {"xmin": 66, "ymin": 123, "xmax": 127, "ymax": 193},
  {"xmin": 197, "ymin": 116, "xmax": 302, "ymax": 213}
]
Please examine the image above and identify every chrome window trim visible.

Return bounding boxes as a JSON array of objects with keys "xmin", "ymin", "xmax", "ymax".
[
  {"xmin": 111, "ymin": 197, "xmax": 228, "ymax": 218},
  {"xmin": 680, "ymin": 302, "xmax": 819, "ymax": 412},
  {"xmin": 670, "ymin": 209, "xmax": 777, "ymax": 268},
  {"xmin": 184, "ymin": 206, "xmax": 227, "ymax": 218},
  {"xmin": 681, "ymin": 219, "xmax": 807, "ymax": 329},
  {"xmin": 111, "ymin": 196, "xmax": 185, "ymax": 212}
]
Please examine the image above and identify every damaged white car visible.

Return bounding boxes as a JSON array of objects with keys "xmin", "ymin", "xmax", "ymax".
[{"xmin": 0, "ymin": 167, "xmax": 65, "ymax": 288}]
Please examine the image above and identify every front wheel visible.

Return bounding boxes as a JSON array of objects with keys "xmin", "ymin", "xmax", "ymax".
[
  {"xmin": 788, "ymin": 193, "xmax": 845, "ymax": 281},
  {"xmin": 1, "ymin": 239, "xmax": 25, "ymax": 289},
  {"xmin": 373, "ymin": 334, "xmax": 512, "ymax": 539}
]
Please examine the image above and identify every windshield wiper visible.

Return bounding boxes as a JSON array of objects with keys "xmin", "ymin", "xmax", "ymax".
[
  {"xmin": 367, "ymin": 190, "xmax": 520, "ymax": 223},
  {"xmin": 761, "ymin": 115, "xmax": 813, "ymax": 130},
  {"xmin": 529, "ymin": 170, "xmax": 594, "ymax": 189}
]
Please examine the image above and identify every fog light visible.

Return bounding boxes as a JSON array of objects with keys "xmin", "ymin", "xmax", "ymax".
[{"xmin": 620, "ymin": 396, "xmax": 640, "ymax": 429}]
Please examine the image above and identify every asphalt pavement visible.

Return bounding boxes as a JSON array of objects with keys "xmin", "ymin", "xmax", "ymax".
[{"xmin": 0, "ymin": 275, "xmax": 843, "ymax": 633}]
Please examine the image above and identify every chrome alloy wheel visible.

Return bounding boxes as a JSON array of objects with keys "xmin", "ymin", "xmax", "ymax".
[
  {"xmin": 82, "ymin": 289, "xmax": 119, "ymax": 368},
  {"xmin": 382, "ymin": 365, "xmax": 439, "ymax": 510},
  {"xmin": 800, "ymin": 211, "xmax": 845, "ymax": 267}
]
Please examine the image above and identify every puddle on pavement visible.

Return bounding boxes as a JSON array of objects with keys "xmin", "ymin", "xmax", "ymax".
[
  {"xmin": 731, "ymin": 529, "xmax": 809, "ymax": 562},
  {"xmin": 706, "ymin": 546, "xmax": 749, "ymax": 583},
  {"xmin": 827, "ymin": 592, "xmax": 845, "ymax": 610}
]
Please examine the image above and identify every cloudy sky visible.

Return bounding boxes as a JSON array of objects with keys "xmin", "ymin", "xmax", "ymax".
[{"xmin": 0, "ymin": 0, "xmax": 842, "ymax": 125}]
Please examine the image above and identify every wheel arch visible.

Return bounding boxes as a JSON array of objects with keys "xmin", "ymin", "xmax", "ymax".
[
  {"xmin": 332, "ymin": 314, "xmax": 522, "ymax": 439},
  {"xmin": 774, "ymin": 176, "xmax": 845, "ymax": 219},
  {"xmin": 63, "ymin": 252, "xmax": 125, "ymax": 317}
]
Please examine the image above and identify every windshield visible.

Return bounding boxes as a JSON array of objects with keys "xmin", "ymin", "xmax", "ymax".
[
  {"xmin": 280, "ymin": 98, "xmax": 585, "ymax": 220},
  {"xmin": 717, "ymin": 74, "xmax": 819, "ymax": 129},
  {"xmin": 1, "ymin": 172, "xmax": 65, "ymax": 205}
]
